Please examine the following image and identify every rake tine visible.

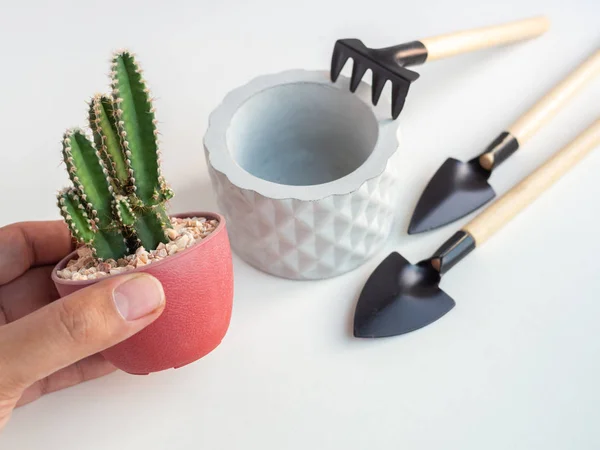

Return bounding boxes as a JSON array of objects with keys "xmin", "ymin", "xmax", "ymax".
[
  {"xmin": 350, "ymin": 60, "xmax": 368, "ymax": 92},
  {"xmin": 371, "ymin": 73, "xmax": 387, "ymax": 105},
  {"xmin": 330, "ymin": 42, "xmax": 350, "ymax": 82},
  {"xmin": 391, "ymin": 82, "xmax": 410, "ymax": 119}
]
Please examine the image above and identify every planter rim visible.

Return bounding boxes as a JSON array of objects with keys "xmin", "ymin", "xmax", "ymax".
[
  {"xmin": 203, "ymin": 69, "xmax": 400, "ymax": 201},
  {"xmin": 51, "ymin": 211, "xmax": 226, "ymax": 287}
]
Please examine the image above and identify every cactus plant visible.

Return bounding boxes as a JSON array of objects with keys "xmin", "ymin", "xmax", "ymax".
[{"xmin": 57, "ymin": 50, "xmax": 174, "ymax": 261}]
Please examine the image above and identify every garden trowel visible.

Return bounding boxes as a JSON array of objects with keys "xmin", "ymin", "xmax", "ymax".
[
  {"xmin": 408, "ymin": 48, "xmax": 600, "ymax": 234},
  {"xmin": 354, "ymin": 118, "xmax": 600, "ymax": 338},
  {"xmin": 331, "ymin": 16, "xmax": 549, "ymax": 119}
]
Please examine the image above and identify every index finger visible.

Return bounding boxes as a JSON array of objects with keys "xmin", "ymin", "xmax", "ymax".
[{"xmin": 0, "ymin": 220, "xmax": 74, "ymax": 285}]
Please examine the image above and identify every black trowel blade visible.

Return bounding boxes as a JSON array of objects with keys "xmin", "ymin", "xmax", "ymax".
[
  {"xmin": 408, "ymin": 158, "xmax": 496, "ymax": 234},
  {"xmin": 353, "ymin": 252, "xmax": 456, "ymax": 338}
]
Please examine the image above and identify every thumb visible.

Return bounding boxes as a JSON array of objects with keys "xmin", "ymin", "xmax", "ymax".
[{"xmin": 0, "ymin": 272, "xmax": 165, "ymax": 391}]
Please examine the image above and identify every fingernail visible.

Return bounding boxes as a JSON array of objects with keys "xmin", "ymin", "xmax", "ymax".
[{"xmin": 113, "ymin": 275, "xmax": 165, "ymax": 321}]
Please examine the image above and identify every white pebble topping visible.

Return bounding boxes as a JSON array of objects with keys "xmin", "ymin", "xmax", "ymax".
[{"xmin": 57, "ymin": 217, "xmax": 218, "ymax": 280}]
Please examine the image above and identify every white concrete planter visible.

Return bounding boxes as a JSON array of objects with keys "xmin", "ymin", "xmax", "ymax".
[{"xmin": 203, "ymin": 69, "xmax": 400, "ymax": 280}]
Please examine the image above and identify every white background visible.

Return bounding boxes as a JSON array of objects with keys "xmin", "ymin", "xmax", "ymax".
[{"xmin": 1, "ymin": 0, "xmax": 600, "ymax": 448}]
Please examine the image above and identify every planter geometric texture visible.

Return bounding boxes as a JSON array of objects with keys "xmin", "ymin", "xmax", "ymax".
[{"xmin": 207, "ymin": 150, "xmax": 400, "ymax": 279}]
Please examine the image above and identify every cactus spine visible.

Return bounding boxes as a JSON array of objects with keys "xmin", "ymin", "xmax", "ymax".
[{"xmin": 57, "ymin": 50, "xmax": 174, "ymax": 261}]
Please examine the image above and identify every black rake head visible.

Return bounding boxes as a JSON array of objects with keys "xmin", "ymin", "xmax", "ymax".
[{"xmin": 330, "ymin": 38, "xmax": 426, "ymax": 119}]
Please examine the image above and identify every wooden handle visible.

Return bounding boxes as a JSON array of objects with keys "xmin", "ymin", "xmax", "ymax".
[
  {"xmin": 507, "ymin": 49, "xmax": 600, "ymax": 143},
  {"xmin": 463, "ymin": 118, "xmax": 600, "ymax": 245},
  {"xmin": 420, "ymin": 16, "xmax": 549, "ymax": 62}
]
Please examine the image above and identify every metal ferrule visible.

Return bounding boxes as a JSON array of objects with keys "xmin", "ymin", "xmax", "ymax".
[
  {"xmin": 476, "ymin": 131, "xmax": 520, "ymax": 171},
  {"xmin": 379, "ymin": 41, "xmax": 428, "ymax": 67},
  {"xmin": 426, "ymin": 230, "xmax": 476, "ymax": 275}
]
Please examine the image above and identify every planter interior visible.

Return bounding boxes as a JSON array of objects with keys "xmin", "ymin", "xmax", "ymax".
[
  {"xmin": 206, "ymin": 69, "xmax": 399, "ymax": 202},
  {"xmin": 227, "ymin": 82, "xmax": 379, "ymax": 186}
]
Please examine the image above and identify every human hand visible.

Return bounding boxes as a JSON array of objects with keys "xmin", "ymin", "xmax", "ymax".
[{"xmin": 0, "ymin": 221, "xmax": 166, "ymax": 431}]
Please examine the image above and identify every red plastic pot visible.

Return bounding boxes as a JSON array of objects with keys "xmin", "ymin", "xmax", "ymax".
[{"xmin": 51, "ymin": 211, "xmax": 234, "ymax": 375}]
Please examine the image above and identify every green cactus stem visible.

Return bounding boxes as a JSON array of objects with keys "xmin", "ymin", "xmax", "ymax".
[
  {"xmin": 89, "ymin": 94, "xmax": 129, "ymax": 188},
  {"xmin": 92, "ymin": 230, "xmax": 130, "ymax": 261},
  {"xmin": 111, "ymin": 51, "xmax": 163, "ymax": 205},
  {"xmin": 62, "ymin": 129, "xmax": 115, "ymax": 228},
  {"xmin": 58, "ymin": 188, "xmax": 95, "ymax": 245},
  {"xmin": 113, "ymin": 195, "xmax": 136, "ymax": 227},
  {"xmin": 133, "ymin": 209, "xmax": 170, "ymax": 251},
  {"xmin": 57, "ymin": 49, "xmax": 174, "ymax": 261},
  {"xmin": 58, "ymin": 188, "xmax": 128, "ymax": 260}
]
